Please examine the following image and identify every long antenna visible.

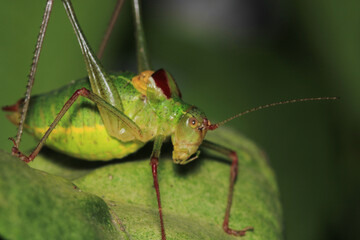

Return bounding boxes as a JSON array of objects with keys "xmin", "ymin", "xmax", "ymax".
[{"xmin": 208, "ymin": 97, "xmax": 339, "ymax": 130}]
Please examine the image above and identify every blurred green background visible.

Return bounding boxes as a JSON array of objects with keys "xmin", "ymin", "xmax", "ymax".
[{"xmin": 0, "ymin": 1, "xmax": 358, "ymax": 240}]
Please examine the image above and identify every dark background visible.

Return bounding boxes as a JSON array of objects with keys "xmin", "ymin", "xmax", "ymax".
[{"xmin": 0, "ymin": 1, "xmax": 358, "ymax": 239}]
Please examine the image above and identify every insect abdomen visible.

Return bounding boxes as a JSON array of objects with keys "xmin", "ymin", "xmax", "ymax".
[{"xmin": 22, "ymin": 77, "xmax": 144, "ymax": 160}]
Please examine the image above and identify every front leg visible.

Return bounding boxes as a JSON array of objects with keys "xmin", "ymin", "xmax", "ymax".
[
  {"xmin": 202, "ymin": 140, "xmax": 254, "ymax": 236},
  {"xmin": 150, "ymin": 135, "xmax": 166, "ymax": 240}
]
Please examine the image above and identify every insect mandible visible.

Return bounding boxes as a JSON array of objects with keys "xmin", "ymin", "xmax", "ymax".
[{"xmin": 2, "ymin": 0, "xmax": 338, "ymax": 239}]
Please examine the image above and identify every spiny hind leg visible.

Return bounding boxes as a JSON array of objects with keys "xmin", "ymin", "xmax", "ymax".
[
  {"xmin": 201, "ymin": 140, "xmax": 254, "ymax": 236},
  {"xmin": 15, "ymin": 0, "xmax": 54, "ymax": 149},
  {"xmin": 10, "ymin": 88, "xmax": 141, "ymax": 163}
]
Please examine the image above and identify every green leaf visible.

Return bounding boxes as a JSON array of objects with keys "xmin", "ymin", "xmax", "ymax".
[
  {"xmin": 0, "ymin": 153, "xmax": 121, "ymax": 240},
  {"xmin": 0, "ymin": 128, "xmax": 283, "ymax": 239}
]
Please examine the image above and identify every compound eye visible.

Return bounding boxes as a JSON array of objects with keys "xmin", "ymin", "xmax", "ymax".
[{"xmin": 188, "ymin": 117, "xmax": 198, "ymax": 128}]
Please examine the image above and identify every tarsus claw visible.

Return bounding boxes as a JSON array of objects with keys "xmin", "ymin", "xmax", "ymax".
[
  {"xmin": 223, "ymin": 225, "xmax": 254, "ymax": 237},
  {"xmin": 8, "ymin": 137, "xmax": 31, "ymax": 163}
]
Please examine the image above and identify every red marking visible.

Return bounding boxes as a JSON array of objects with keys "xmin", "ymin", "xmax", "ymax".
[
  {"xmin": 152, "ymin": 69, "xmax": 171, "ymax": 99},
  {"xmin": 208, "ymin": 124, "xmax": 218, "ymax": 130},
  {"xmin": 2, "ymin": 98, "xmax": 23, "ymax": 112}
]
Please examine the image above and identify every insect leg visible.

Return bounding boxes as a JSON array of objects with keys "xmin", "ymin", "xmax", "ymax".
[
  {"xmin": 97, "ymin": 0, "xmax": 125, "ymax": 59},
  {"xmin": 15, "ymin": 0, "xmax": 54, "ymax": 148},
  {"xmin": 201, "ymin": 140, "xmax": 254, "ymax": 237},
  {"xmin": 62, "ymin": 0, "xmax": 148, "ymax": 141},
  {"xmin": 131, "ymin": 0, "xmax": 151, "ymax": 72},
  {"xmin": 11, "ymin": 88, "xmax": 142, "ymax": 163},
  {"xmin": 150, "ymin": 135, "xmax": 166, "ymax": 240},
  {"xmin": 61, "ymin": 0, "xmax": 123, "ymax": 112}
]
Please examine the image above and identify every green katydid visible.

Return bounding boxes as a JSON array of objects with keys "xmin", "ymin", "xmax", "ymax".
[{"xmin": 2, "ymin": 0, "xmax": 338, "ymax": 239}]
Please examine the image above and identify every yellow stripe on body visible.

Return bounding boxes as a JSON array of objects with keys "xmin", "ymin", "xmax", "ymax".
[{"xmin": 31, "ymin": 124, "xmax": 144, "ymax": 161}]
